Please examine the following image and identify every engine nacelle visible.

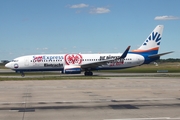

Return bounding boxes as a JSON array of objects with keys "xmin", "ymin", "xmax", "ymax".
[{"xmin": 63, "ymin": 65, "xmax": 81, "ymax": 74}]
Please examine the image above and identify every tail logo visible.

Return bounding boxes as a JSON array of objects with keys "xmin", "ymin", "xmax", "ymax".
[{"xmin": 143, "ymin": 32, "xmax": 161, "ymax": 46}]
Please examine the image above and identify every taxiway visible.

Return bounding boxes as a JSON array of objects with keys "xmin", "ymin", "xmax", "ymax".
[{"xmin": 0, "ymin": 76, "xmax": 180, "ymax": 120}]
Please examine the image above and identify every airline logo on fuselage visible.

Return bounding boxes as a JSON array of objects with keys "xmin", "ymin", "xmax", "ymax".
[
  {"xmin": 100, "ymin": 55, "xmax": 124, "ymax": 66},
  {"xmin": 64, "ymin": 54, "xmax": 82, "ymax": 65},
  {"xmin": 143, "ymin": 32, "xmax": 161, "ymax": 46},
  {"xmin": 33, "ymin": 55, "xmax": 64, "ymax": 62}
]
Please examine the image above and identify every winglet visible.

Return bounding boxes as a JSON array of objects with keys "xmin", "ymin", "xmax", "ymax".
[{"xmin": 120, "ymin": 46, "xmax": 131, "ymax": 59}]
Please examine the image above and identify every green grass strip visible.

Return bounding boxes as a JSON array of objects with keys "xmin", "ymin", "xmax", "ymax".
[{"xmin": 0, "ymin": 76, "xmax": 107, "ymax": 81}]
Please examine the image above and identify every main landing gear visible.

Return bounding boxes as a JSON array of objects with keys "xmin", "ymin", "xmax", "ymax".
[{"xmin": 84, "ymin": 71, "xmax": 93, "ymax": 76}]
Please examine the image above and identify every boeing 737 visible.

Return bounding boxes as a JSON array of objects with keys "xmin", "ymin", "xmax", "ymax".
[{"xmin": 5, "ymin": 25, "xmax": 173, "ymax": 76}]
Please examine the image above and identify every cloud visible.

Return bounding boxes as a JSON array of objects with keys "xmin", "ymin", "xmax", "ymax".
[
  {"xmin": 68, "ymin": 4, "xmax": 110, "ymax": 14},
  {"xmin": 73, "ymin": 46, "xmax": 77, "ymax": 49},
  {"xmin": 90, "ymin": 7, "xmax": 110, "ymax": 14},
  {"xmin": 42, "ymin": 47, "xmax": 48, "ymax": 50},
  {"xmin": 9, "ymin": 52, "xmax": 13, "ymax": 55},
  {"xmin": 36, "ymin": 48, "xmax": 48, "ymax": 50},
  {"xmin": 70, "ymin": 3, "xmax": 89, "ymax": 8},
  {"xmin": 154, "ymin": 16, "xmax": 180, "ymax": 20},
  {"xmin": 114, "ymin": 47, "xmax": 117, "ymax": 50},
  {"xmin": 88, "ymin": 51, "xmax": 92, "ymax": 53}
]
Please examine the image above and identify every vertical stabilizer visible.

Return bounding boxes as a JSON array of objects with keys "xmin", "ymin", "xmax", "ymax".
[{"xmin": 132, "ymin": 25, "xmax": 164, "ymax": 54}]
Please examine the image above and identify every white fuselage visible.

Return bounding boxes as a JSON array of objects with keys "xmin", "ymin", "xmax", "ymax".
[{"xmin": 6, "ymin": 53, "xmax": 145, "ymax": 72}]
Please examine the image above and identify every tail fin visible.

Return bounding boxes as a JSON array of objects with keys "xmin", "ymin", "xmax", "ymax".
[{"xmin": 131, "ymin": 25, "xmax": 164, "ymax": 55}]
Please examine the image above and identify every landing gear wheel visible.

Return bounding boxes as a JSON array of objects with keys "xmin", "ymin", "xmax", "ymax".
[
  {"xmin": 20, "ymin": 72, "xmax": 25, "ymax": 77},
  {"xmin": 89, "ymin": 71, "xmax": 93, "ymax": 76},
  {"xmin": 84, "ymin": 71, "xmax": 93, "ymax": 76}
]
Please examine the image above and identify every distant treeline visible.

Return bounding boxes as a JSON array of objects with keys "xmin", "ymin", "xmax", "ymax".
[
  {"xmin": 1, "ymin": 60, "xmax": 10, "ymax": 64},
  {"xmin": 156, "ymin": 58, "xmax": 180, "ymax": 62}
]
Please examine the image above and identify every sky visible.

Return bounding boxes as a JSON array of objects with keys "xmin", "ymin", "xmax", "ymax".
[{"xmin": 0, "ymin": 0, "xmax": 180, "ymax": 60}]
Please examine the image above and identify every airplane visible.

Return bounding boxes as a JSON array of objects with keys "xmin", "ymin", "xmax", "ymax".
[{"xmin": 5, "ymin": 25, "xmax": 173, "ymax": 77}]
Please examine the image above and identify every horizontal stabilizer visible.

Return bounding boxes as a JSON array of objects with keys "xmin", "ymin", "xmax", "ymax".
[{"xmin": 148, "ymin": 51, "xmax": 174, "ymax": 58}]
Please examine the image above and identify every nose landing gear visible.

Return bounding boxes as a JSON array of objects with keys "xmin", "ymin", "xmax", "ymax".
[
  {"xmin": 20, "ymin": 72, "xmax": 25, "ymax": 77},
  {"xmin": 16, "ymin": 71, "xmax": 25, "ymax": 77}
]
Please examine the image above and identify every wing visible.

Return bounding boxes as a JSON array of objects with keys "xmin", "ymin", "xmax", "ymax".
[{"xmin": 81, "ymin": 46, "xmax": 131, "ymax": 69}]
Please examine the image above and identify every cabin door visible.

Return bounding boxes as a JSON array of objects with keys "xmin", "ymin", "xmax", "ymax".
[{"xmin": 24, "ymin": 57, "xmax": 29, "ymax": 66}]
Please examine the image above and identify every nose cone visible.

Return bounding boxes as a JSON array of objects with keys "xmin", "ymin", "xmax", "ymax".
[{"xmin": 5, "ymin": 62, "xmax": 12, "ymax": 69}]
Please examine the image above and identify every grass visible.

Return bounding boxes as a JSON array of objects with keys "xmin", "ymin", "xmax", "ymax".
[
  {"xmin": 0, "ymin": 76, "xmax": 107, "ymax": 81},
  {"xmin": 0, "ymin": 64, "xmax": 6, "ymax": 69},
  {"xmin": 99, "ymin": 62, "xmax": 180, "ymax": 73}
]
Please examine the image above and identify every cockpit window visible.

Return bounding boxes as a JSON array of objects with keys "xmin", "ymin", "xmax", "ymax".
[{"xmin": 12, "ymin": 60, "xmax": 19, "ymax": 62}]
